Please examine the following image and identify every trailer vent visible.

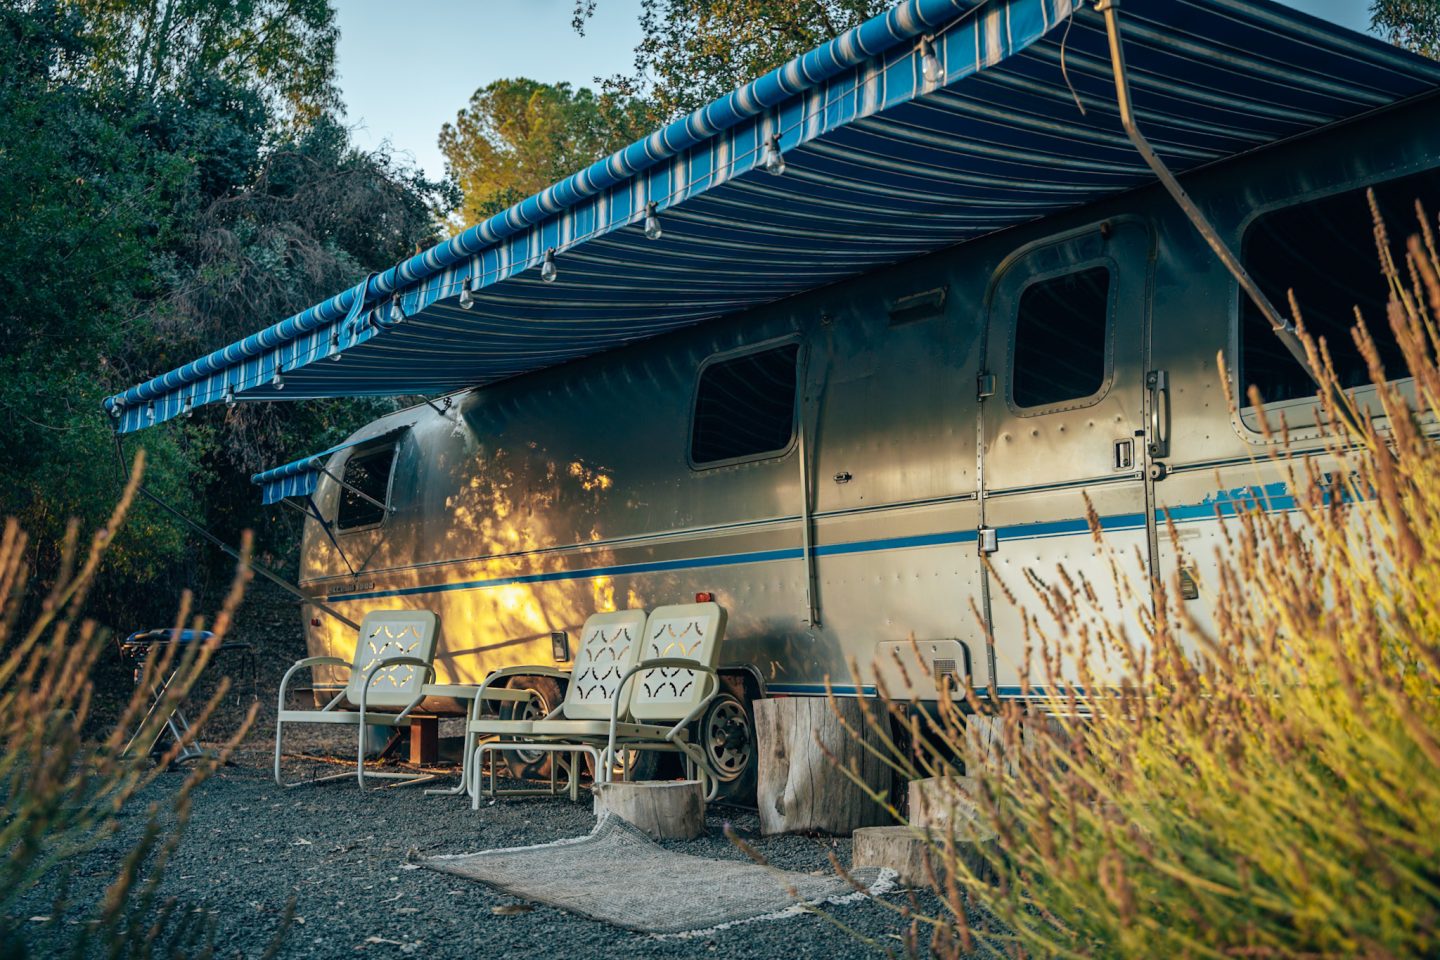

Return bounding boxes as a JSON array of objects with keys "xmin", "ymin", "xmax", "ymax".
[
  {"xmin": 933, "ymin": 658, "xmax": 958, "ymax": 678},
  {"xmin": 888, "ymin": 286, "xmax": 947, "ymax": 326}
]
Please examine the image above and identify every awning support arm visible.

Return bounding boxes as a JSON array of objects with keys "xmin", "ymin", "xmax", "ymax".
[
  {"xmin": 282, "ymin": 496, "xmax": 356, "ymax": 578},
  {"xmin": 798, "ymin": 342, "xmax": 821, "ymax": 627},
  {"xmin": 317, "ymin": 466, "xmax": 394, "ymax": 515},
  {"xmin": 1095, "ymin": 0, "xmax": 1325, "ymax": 392},
  {"xmin": 112, "ymin": 435, "xmax": 361, "ymax": 631}
]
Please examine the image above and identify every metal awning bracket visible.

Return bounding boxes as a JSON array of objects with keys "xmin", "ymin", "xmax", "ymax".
[
  {"xmin": 1094, "ymin": 0, "xmax": 1324, "ymax": 392},
  {"xmin": 284, "ymin": 495, "xmax": 357, "ymax": 578}
]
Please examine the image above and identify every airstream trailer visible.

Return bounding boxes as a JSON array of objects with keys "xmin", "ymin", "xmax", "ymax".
[{"xmin": 107, "ymin": 0, "xmax": 1440, "ymax": 792}]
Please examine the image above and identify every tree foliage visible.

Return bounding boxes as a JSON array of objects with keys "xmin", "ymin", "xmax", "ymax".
[
  {"xmin": 0, "ymin": 1, "xmax": 444, "ymax": 619},
  {"xmin": 439, "ymin": 78, "xmax": 643, "ymax": 229},
  {"xmin": 578, "ymin": 0, "xmax": 889, "ymax": 121},
  {"xmin": 1372, "ymin": 0, "xmax": 1440, "ymax": 58}
]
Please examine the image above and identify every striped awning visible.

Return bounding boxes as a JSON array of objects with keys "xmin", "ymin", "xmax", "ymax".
[
  {"xmin": 105, "ymin": 0, "xmax": 1440, "ymax": 433},
  {"xmin": 251, "ymin": 433, "xmax": 394, "ymax": 505}
]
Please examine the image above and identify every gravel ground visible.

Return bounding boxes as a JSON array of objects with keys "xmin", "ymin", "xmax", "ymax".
[
  {"xmin": 17, "ymin": 594, "xmax": 966, "ymax": 958},
  {"xmin": 13, "ymin": 726, "xmax": 955, "ymax": 960}
]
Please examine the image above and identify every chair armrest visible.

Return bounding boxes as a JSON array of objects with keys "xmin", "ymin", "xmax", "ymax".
[
  {"xmin": 471, "ymin": 665, "xmax": 572, "ymax": 722},
  {"xmin": 277, "ymin": 656, "xmax": 353, "ymax": 712}
]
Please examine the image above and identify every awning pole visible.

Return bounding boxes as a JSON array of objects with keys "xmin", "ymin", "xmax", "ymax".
[
  {"xmin": 1094, "ymin": 0, "xmax": 1324, "ymax": 391},
  {"xmin": 282, "ymin": 496, "xmax": 357, "ymax": 579},
  {"xmin": 112, "ymin": 435, "xmax": 361, "ymax": 631}
]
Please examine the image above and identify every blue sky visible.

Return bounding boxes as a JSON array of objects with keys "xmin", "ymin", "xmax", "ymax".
[{"xmin": 334, "ymin": 0, "xmax": 1378, "ymax": 184}]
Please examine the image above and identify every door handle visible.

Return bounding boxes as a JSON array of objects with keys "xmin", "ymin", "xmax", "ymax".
[{"xmin": 1146, "ymin": 369, "xmax": 1170, "ymax": 459}]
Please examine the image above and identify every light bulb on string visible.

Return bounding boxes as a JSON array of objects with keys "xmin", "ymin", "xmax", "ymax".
[
  {"xmin": 540, "ymin": 248, "xmax": 558, "ymax": 283},
  {"xmin": 644, "ymin": 201, "xmax": 662, "ymax": 241},
  {"xmin": 223, "ymin": 384, "xmax": 236, "ymax": 408},
  {"xmin": 182, "ymin": 396, "xmax": 194, "ymax": 418},
  {"xmin": 271, "ymin": 370, "xmax": 285, "ymax": 391},
  {"xmin": 919, "ymin": 35, "xmax": 942, "ymax": 85},
  {"xmin": 390, "ymin": 296, "xmax": 405, "ymax": 323},
  {"xmin": 458, "ymin": 283, "xmax": 475, "ymax": 310},
  {"xmin": 763, "ymin": 133, "xmax": 785, "ymax": 176}
]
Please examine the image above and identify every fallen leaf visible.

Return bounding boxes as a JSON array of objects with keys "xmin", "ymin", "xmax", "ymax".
[
  {"xmin": 292, "ymin": 838, "xmax": 313, "ymax": 846},
  {"xmin": 491, "ymin": 904, "xmax": 533, "ymax": 916},
  {"xmin": 29, "ymin": 916, "xmax": 51, "ymax": 923}
]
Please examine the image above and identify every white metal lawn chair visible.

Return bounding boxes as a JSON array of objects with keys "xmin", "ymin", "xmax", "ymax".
[
  {"xmin": 469, "ymin": 602, "xmax": 729, "ymax": 804},
  {"xmin": 600, "ymin": 601, "xmax": 728, "ymax": 799},
  {"xmin": 467, "ymin": 609, "xmax": 648, "ymax": 805},
  {"xmin": 274, "ymin": 609, "xmax": 442, "ymax": 789}
]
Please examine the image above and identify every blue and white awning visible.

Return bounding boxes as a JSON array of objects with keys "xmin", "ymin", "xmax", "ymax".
[
  {"xmin": 251, "ymin": 434, "xmax": 390, "ymax": 505},
  {"xmin": 106, "ymin": 0, "xmax": 1440, "ymax": 433}
]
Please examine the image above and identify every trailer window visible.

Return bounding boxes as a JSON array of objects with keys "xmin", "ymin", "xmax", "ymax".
[
  {"xmin": 1241, "ymin": 167, "xmax": 1440, "ymax": 405},
  {"xmin": 691, "ymin": 343, "xmax": 800, "ymax": 466},
  {"xmin": 336, "ymin": 446, "xmax": 395, "ymax": 530},
  {"xmin": 1012, "ymin": 266, "xmax": 1112, "ymax": 409}
]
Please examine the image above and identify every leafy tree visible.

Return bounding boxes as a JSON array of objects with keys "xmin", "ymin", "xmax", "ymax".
[
  {"xmin": 0, "ymin": 1, "xmax": 444, "ymax": 619},
  {"xmin": 1372, "ymin": 0, "xmax": 1440, "ymax": 58},
  {"xmin": 439, "ymin": 78, "xmax": 642, "ymax": 229},
  {"xmin": 576, "ymin": 0, "xmax": 889, "ymax": 122},
  {"xmin": 63, "ymin": 0, "xmax": 340, "ymax": 121}
]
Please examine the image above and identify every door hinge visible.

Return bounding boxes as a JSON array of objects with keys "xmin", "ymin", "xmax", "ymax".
[
  {"xmin": 977, "ymin": 372, "xmax": 996, "ymax": 400},
  {"xmin": 978, "ymin": 527, "xmax": 998, "ymax": 555}
]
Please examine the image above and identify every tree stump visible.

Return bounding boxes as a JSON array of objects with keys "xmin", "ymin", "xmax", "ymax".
[
  {"xmin": 593, "ymin": 780, "xmax": 704, "ymax": 840},
  {"xmin": 755, "ymin": 696, "xmax": 893, "ymax": 836},
  {"xmin": 909, "ymin": 775, "xmax": 980, "ymax": 829},
  {"xmin": 852, "ymin": 822, "xmax": 998, "ymax": 887}
]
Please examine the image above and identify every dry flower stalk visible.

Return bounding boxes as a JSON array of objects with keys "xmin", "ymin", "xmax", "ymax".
[{"xmin": 833, "ymin": 199, "xmax": 1440, "ymax": 958}]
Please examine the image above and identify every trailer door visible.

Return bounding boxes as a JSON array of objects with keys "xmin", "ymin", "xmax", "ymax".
[{"xmin": 978, "ymin": 219, "xmax": 1155, "ymax": 694}]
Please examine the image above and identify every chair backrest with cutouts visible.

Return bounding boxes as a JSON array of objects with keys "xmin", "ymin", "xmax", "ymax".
[
  {"xmin": 344, "ymin": 610, "xmax": 440, "ymax": 710},
  {"xmin": 629, "ymin": 602, "xmax": 726, "ymax": 723},
  {"xmin": 560, "ymin": 609, "xmax": 648, "ymax": 720}
]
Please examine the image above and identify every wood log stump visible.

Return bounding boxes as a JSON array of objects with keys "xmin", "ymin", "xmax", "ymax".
[
  {"xmin": 852, "ymin": 822, "xmax": 998, "ymax": 888},
  {"xmin": 755, "ymin": 696, "xmax": 893, "ymax": 836},
  {"xmin": 593, "ymin": 780, "xmax": 705, "ymax": 840},
  {"xmin": 908, "ymin": 775, "xmax": 980, "ymax": 829}
]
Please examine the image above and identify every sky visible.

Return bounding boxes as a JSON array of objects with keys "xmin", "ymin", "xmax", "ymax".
[{"xmin": 334, "ymin": 0, "xmax": 1379, "ymax": 185}]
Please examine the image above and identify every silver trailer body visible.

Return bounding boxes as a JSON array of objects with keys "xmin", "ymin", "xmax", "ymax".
[{"xmin": 295, "ymin": 96, "xmax": 1440, "ymax": 704}]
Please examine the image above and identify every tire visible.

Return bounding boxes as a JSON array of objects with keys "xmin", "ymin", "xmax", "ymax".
[
  {"xmin": 699, "ymin": 692, "xmax": 756, "ymax": 802},
  {"xmin": 498, "ymin": 675, "xmax": 563, "ymax": 782},
  {"xmin": 585, "ymin": 746, "xmax": 660, "ymax": 784}
]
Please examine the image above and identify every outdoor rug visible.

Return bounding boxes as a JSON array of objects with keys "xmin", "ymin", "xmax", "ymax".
[{"xmin": 419, "ymin": 814, "xmax": 897, "ymax": 936}]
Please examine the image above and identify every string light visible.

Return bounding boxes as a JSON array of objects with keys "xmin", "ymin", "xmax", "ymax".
[
  {"xmin": 330, "ymin": 329, "xmax": 343, "ymax": 361},
  {"xmin": 919, "ymin": 35, "xmax": 942, "ymax": 85},
  {"xmin": 271, "ymin": 370, "xmax": 285, "ymax": 391},
  {"xmin": 458, "ymin": 283, "xmax": 475, "ymax": 310},
  {"xmin": 223, "ymin": 384, "xmax": 236, "ymax": 408},
  {"xmin": 145, "ymin": 402, "xmax": 155, "ymax": 422},
  {"xmin": 182, "ymin": 395, "xmax": 194, "ymax": 418},
  {"xmin": 644, "ymin": 201, "xmax": 662, "ymax": 240},
  {"xmin": 540, "ymin": 248, "xmax": 558, "ymax": 283},
  {"xmin": 390, "ymin": 295, "xmax": 405, "ymax": 323},
  {"xmin": 763, "ymin": 133, "xmax": 785, "ymax": 176}
]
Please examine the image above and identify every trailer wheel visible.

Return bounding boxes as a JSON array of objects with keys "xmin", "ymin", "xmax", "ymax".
[
  {"xmin": 585, "ymin": 747, "xmax": 659, "ymax": 784},
  {"xmin": 499, "ymin": 675, "xmax": 562, "ymax": 782},
  {"xmin": 701, "ymin": 692, "xmax": 755, "ymax": 797}
]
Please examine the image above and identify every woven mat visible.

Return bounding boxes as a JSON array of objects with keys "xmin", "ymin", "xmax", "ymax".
[{"xmin": 421, "ymin": 815, "xmax": 895, "ymax": 936}]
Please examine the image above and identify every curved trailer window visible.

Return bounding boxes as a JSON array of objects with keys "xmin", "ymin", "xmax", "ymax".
[
  {"xmin": 691, "ymin": 343, "xmax": 801, "ymax": 466},
  {"xmin": 1241, "ymin": 167, "xmax": 1440, "ymax": 405},
  {"xmin": 336, "ymin": 446, "xmax": 395, "ymax": 530}
]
